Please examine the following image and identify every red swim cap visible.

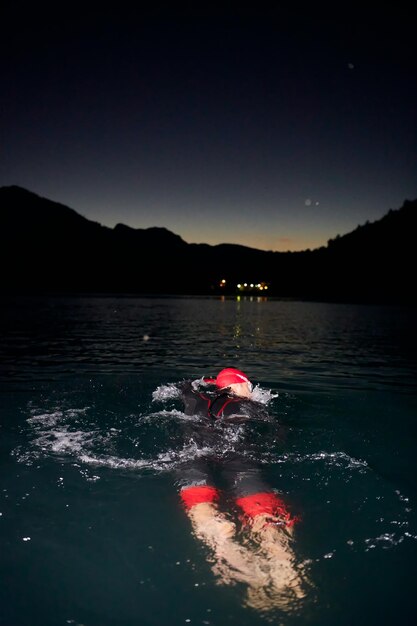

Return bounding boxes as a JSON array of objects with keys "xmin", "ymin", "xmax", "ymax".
[{"xmin": 216, "ymin": 368, "xmax": 250, "ymax": 388}]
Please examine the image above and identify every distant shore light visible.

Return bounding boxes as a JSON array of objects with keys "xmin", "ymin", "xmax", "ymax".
[{"xmin": 235, "ymin": 281, "xmax": 270, "ymax": 292}]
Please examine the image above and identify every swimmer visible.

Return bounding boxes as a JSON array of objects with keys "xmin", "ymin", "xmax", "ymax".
[{"xmin": 170, "ymin": 368, "xmax": 309, "ymax": 610}]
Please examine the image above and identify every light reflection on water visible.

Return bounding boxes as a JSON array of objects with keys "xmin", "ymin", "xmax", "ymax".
[
  {"xmin": 1, "ymin": 295, "xmax": 416, "ymax": 626},
  {"xmin": 1, "ymin": 295, "xmax": 416, "ymax": 391}
]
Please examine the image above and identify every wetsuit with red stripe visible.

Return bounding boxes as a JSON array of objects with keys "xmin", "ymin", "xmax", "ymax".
[
  {"xmin": 180, "ymin": 380, "xmax": 251, "ymax": 420},
  {"xmin": 176, "ymin": 380, "xmax": 296, "ymax": 527}
]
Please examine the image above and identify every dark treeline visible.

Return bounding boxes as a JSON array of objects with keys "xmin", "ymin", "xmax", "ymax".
[{"xmin": 1, "ymin": 186, "xmax": 416, "ymax": 304}]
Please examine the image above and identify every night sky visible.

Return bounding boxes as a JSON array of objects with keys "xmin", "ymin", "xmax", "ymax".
[{"xmin": 2, "ymin": 4, "xmax": 416, "ymax": 251}]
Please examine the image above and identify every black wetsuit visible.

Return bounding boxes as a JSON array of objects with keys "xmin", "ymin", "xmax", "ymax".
[
  {"xmin": 180, "ymin": 379, "xmax": 256, "ymax": 420},
  {"xmin": 175, "ymin": 379, "xmax": 273, "ymax": 500}
]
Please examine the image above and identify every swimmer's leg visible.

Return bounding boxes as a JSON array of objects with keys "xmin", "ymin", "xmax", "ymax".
[
  {"xmin": 180, "ymin": 484, "xmax": 219, "ymax": 509},
  {"xmin": 235, "ymin": 491, "xmax": 297, "ymax": 532},
  {"xmin": 175, "ymin": 461, "xmax": 235, "ymax": 544},
  {"xmin": 226, "ymin": 463, "xmax": 307, "ymax": 607},
  {"xmin": 177, "ymin": 473, "xmax": 267, "ymax": 587},
  {"xmin": 179, "ymin": 483, "xmax": 237, "ymax": 541},
  {"xmin": 220, "ymin": 455, "xmax": 297, "ymax": 530},
  {"xmin": 175, "ymin": 461, "xmax": 232, "ymax": 539},
  {"xmin": 236, "ymin": 491, "xmax": 308, "ymax": 608}
]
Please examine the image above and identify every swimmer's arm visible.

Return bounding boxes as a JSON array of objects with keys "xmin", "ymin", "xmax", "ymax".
[
  {"xmin": 177, "ymin": 379, "xmax": 194, "ymax": 394},
  {"xmin": 221, "ymin": 413, "xmax": 249, "ymax": 423}
]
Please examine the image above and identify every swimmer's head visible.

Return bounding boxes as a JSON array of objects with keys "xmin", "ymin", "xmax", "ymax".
[{"xmin": 215, "ymin": 368, "xmax": 253, "ymax": 398}]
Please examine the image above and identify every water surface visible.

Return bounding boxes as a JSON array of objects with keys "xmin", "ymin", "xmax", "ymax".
[{"xmin": 1, "ymin": 295, "xmax": 416, "ymax": 626}]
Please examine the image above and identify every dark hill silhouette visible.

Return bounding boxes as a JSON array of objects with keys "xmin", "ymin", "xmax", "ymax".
[{"xmin": 1, "ymin": 185, "xmax": 416, "ymax": 304}]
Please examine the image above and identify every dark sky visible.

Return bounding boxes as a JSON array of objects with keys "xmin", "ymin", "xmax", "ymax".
[{"xmin": 2, "ymin": 3, "xmax": 416, "ymax": 250}]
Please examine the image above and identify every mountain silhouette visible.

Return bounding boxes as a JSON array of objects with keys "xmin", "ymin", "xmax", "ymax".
[{"xmin": 1, "ymin": 185, "xmax": 416, "ymax": 304}]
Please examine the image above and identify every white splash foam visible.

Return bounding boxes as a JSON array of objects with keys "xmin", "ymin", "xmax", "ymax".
[
  {"xmin": 48, "ymin": 428, "xmax": 97, "ymax": 454},
  {"xmin": 152, "ymin": 380, "xmax": 277, "ymax": 407},
  {"xmin": 251, "ymin": 385, "xmax": 278, "ymax": 405},
  {"xmin": 262, "ymin": 450, "xmax": 369, "ymax": 469},
  {"xmin": 144, "ymin": 409, "xmax": 200, "ymax": 423},
  {"xmin": 152, "ymin": 384, "xmax": 182, "ymax": 402},
  {"xmin": 16, "ymin": 406, "xmax": 106, "ymax": 465},
  {"xmin": 80, "ymin": 439, "xmax": 213, "ymax": 472},
  {"xmin": 27, "ymin": 411, "xmax": 63, "ymax": 427}
]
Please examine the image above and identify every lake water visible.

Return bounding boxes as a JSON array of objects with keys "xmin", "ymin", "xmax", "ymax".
[{"xmin": 1, "ymin": 295, "xmax": 416, "ymax": 626}]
